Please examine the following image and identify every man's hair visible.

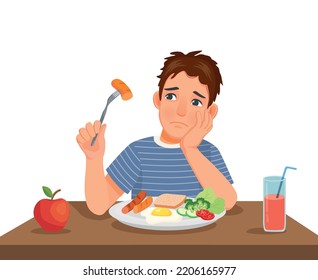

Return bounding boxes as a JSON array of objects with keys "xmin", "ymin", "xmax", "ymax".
[{"xmin": 157, "ymin": 51, "xmax": 223, "ymax": 107}]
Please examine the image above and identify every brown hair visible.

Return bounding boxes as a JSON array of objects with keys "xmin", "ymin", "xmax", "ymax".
[{"xmin": 157, "ymin": 51, "xmax": 223, "ymax": 107}]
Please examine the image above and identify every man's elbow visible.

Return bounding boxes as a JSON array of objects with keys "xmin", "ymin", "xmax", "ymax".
[
  {"xmin": 225, "ymin": 188, "xmax": 237, "ymax": 211},
  {"xmin": 86, "ymin": 201, "xmax": 109, "ymax": 216}
]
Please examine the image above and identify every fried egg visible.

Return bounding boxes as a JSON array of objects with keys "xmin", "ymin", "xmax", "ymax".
[{"xmin": 140, "ymin": 207, "xmax": 182, "ymax": 225}]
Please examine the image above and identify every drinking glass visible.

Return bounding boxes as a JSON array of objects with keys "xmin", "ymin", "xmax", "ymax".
[{"xmin": 263, "ymin": 176, "xmax": 286, "ymax": 232}]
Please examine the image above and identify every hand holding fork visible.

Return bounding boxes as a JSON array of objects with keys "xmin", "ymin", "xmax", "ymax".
[{"xmin": 76, "ymin": 79, "xmax": 133, "ymax": 160}]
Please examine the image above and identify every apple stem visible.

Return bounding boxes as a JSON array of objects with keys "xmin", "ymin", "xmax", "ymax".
[{"xmin": 51, "ymin": 189, "xmax": 61, "ymax": 200}]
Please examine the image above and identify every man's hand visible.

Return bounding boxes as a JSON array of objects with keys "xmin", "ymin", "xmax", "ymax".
[
  {"xmin": 76, "ymin": 120, "xmax": 106, "ymax": 160},
  {"xmin": 180, "ymin": 109, "xmax": 213, "ymax": 150}
]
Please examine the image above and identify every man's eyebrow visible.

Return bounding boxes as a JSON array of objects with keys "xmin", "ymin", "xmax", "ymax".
[
  {"xmin": 164, "ymin": 87, "xmax": 179, "ymax": 91},
  {"xmin": 193, "ymin": 91, "xmax": 206, "ymax": 99}
]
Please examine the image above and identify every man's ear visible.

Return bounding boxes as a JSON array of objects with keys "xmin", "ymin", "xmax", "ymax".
[
  {"xmin": 153, "ymin": 91, "xmax": 160, "ymax": 109},
  {"xmin": 208, "ymin": 103, "xmax": 218, "ymax": 119}
]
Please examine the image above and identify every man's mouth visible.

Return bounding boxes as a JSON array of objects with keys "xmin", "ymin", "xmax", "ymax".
[{"xmin": 170, "ymin": 121, "xmax": 189, "ymax": 127}]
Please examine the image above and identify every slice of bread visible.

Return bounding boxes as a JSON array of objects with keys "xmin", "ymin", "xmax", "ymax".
[{"xmin": 154, "ymin": 194, "xmax": 186, "ymax": 209}]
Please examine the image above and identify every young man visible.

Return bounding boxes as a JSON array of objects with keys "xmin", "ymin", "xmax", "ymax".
[{"xmin": 76, "ymin": 51, "xmax": 237, "ymax": 215}]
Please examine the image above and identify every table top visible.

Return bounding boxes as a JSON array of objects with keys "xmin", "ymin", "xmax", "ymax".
[{"xmin": 0, "ymin": 201, "xmax": 317, "ymax": 260}]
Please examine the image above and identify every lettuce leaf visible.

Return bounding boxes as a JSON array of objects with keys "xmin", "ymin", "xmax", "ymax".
[
  {"xmin": 209, "ymin": 197, "xmax": 225, "ymax": 214},
  {"xmin": 195, "ymin": 188, "xmax": 216, "ymax": 204},
  {"xmin": 195, "ymin": 188, "xmax": 225, "ymax": 214}
]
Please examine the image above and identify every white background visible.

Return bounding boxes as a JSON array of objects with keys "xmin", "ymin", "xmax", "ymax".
[{"xmin": 0, "ymin": 0, "xmax": 317, "ymax": 278}]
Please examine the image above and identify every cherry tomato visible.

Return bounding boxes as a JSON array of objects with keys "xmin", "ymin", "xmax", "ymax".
[{"xmin": 196, "ymin": 209, "xmax": 215, "ymax": 220}]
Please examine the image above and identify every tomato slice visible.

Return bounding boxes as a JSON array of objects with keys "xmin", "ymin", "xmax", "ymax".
[{"xmin": 196, "ymin": 209, "xmax": 215, "ymax": 220}]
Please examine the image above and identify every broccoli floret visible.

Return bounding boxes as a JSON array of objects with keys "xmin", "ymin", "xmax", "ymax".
[
  {"xmin": 192, "ymin": 203, "xmax": 199, "ymax": 211},
  {"xmin": 193, "ymin": 198, "xmax": 211, "ymax": 210},
  {"xmin": 185, "ymin": 201, "xmax": 195, "ymax": 211},
  {"xmin": 201, "ymin": 200, "xmax": 211, "ymax": 209},
  {"xmin": 195, "ymin": 197, "xmax": 206, "ymax": 204},
  {"xmin": 195, "ymin": 198, "xmax": 205, "ymax": 208},
  {"xmin": 200, "ymin": 200, "xmax": 210, "ymax": 209},
  {"xmin": 185, "ymin": 197, "xmax": 211, "ymax": 211}
]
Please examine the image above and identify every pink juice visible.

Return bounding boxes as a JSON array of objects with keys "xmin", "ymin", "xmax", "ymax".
[{"xmin": 264, "ymin": 194, "xmax": 285, "ymax": 231}]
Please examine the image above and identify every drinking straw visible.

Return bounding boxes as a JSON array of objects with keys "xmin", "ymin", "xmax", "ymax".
[{"xmin": 276, "ymin": 166, "xmax": 297, "ymax": 198}]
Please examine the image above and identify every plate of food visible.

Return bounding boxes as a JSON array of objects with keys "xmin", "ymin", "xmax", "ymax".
[{"xmin": 109, "ymin": 189, "xmax": 226, "ymax": 231}]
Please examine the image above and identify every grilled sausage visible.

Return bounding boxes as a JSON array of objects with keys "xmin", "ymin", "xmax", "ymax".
[
  {"xmin": 121, "ymin": 191, "xmax": 147, "ymax": 214},
  {"xmin": 133, "ymin": 196, "xmax": 153, "ymax": 214}
]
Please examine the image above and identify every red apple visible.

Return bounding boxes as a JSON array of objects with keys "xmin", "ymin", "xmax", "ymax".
[{"xmin": 34, "ymin": 186, "xmax": 70, "ymax": 232}]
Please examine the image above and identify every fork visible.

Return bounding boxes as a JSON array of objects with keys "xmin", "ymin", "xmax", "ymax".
[{"xmin": 91, "ymin": 90, "xmax": 120, "ymax": 146}]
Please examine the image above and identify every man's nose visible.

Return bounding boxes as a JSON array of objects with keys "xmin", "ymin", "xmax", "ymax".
[{"xmin": 176, "ymin": 99, "xmax": 187, "ymax": 116}]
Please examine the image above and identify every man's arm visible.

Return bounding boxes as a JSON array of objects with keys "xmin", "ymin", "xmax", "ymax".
[
  {"xmin": 180, "ymin": 107, "xmax": 237, "ymax": 210},
  {"xmin": 76, "ymin": 121, "xmax": 124, "ymax": 215},
  {"xmin": 181, "ymin": 147, "xmax": 237, "ymax": 210},
  {"xmin": 85, "ymin": 158, "xmax": 123, "ymax": 215}
]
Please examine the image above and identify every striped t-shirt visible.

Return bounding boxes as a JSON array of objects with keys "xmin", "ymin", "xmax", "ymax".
[{"xmin": 107, "ymin": 136, "xmax": 233, "ymax": 198}]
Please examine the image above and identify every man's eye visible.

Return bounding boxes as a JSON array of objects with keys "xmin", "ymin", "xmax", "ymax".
[
  {"xmin": 191, "ymin": 99, "xmax": 202, "ymax": 107},
  {"xmin": 165, "ymin": 93, "xmax": 177, "ymax": 100}
]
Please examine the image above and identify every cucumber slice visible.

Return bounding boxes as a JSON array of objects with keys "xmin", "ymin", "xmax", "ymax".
[
  {"xmin": 186, "ymin": 209, "xmax": 198, "ymax": 218},
  {"xmin": 177, "ymin": 208, "xmax": 188, "ymax": 216}
]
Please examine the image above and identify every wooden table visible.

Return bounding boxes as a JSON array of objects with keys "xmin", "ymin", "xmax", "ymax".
[{"xmin": 0, "ymin": 201, "xmax": 317, "ymax": 260}]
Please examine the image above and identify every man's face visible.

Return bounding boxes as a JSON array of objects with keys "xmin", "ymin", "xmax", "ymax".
[{"xmin": 154, "ymin": 71, "xmax": 212, "ymax": 141}]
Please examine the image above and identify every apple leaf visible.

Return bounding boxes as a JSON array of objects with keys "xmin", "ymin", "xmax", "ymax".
[{"xmin": 42, "ymin": 186, "xmax": 53, "ymax": 198}]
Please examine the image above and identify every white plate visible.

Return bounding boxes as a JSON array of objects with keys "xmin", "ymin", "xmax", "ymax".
[{"xmin": 109, "ymin": 200, "xmax": 226, "ymax": 231}]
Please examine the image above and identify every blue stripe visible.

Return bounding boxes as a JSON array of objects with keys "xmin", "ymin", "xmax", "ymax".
[{"xmin": 107, "ymin": 137, "xmax": 234, "ymax": 196}]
